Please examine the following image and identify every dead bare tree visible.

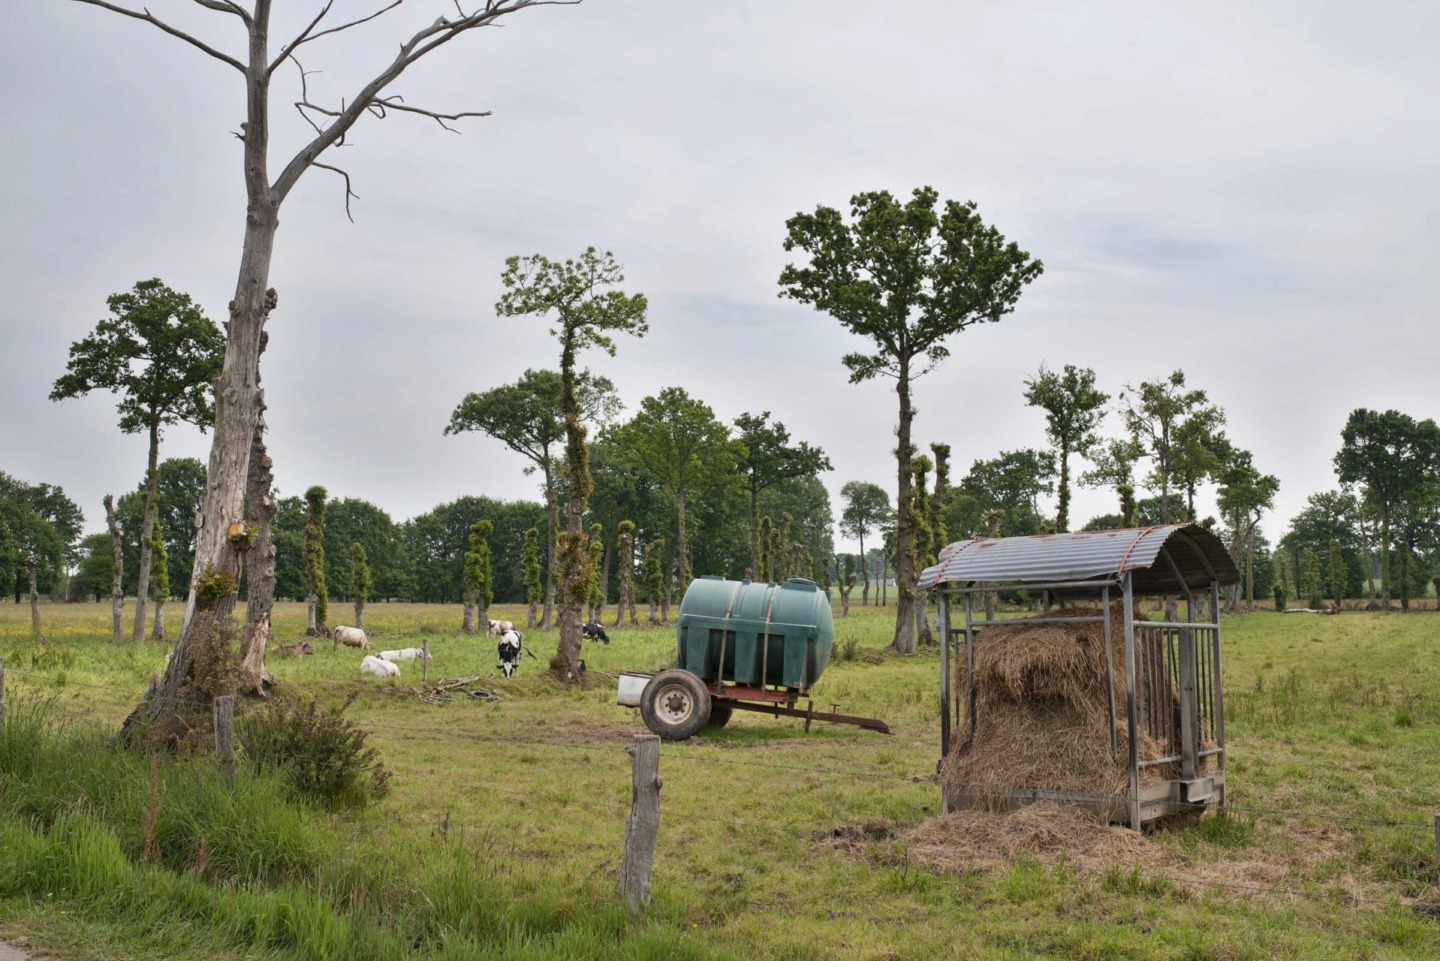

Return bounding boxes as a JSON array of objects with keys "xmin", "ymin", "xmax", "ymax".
[
  {"xmin": 60, "ymin": 0, "xmax": 582, "ymax": 739},
  {"xmin": 104, "ymin": 495, "xmax": 124, "ymax": 644}
]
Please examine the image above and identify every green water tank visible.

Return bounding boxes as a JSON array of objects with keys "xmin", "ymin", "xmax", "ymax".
[{"xmin": 675, "ymin": 577, "xmax": 834, "ymax": 693}]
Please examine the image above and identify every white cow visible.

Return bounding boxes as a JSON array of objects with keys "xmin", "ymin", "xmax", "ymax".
[
  {"xmin": 378, "ymin": 647, "xmax": 429, "ymax": 663},
  {"xmin": 360, "ymin": 655, "xmax": 400, "ymax": 678},
  {"xmin": 334, "ymin": 626, "xmax": 371, "ymax": 650},
  {"xmin": 486, "ymin": 619, "xmax": 515, "ymax": 637}
]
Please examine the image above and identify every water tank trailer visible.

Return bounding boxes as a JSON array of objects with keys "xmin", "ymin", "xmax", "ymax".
[{"xmin": 618, "ymin": 575, "xmax": 891, "ymax": 740}]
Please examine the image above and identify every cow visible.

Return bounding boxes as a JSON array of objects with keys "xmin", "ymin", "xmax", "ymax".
[
  {"xmin": 487, "ymin": 619, "xmax": 515, "ymax": 637},
  {"xmin": 581, "ymin": 621, "xmax": 610, "ymax": 644},
  {"xmin": 497, "ymin": 629, "xmax": 524, "ymax": 678},
  {"xmin": 360, "ymin": 654, "xmax": 399, "ymax": 678},
  {"xmin": 378, "ymin": 648, "xmax": 429, "ymax": 662},
  {"xmin": 333, "ymin": 626, "xmax": 371, "ymax": 650}
]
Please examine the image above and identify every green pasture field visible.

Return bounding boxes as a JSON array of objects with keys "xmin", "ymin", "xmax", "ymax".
[{"xmin": 2, "ymin": 598, "xmax": 1438, "ymax": 960}]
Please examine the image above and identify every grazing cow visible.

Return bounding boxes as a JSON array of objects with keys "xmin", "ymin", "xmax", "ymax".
[
  {"xmin": 581, "ymin": 621, "xmax": 610, "ymax": 644},
  {"xmin": 486, "ymin": 619, "xmax": 515, "ymax": 637},
  {"xmin": 497, "ymin": 629, "xmax": 523, "ymax": 678},
  {"xmin": 334, "ymin": 625, "xmax": 371, "ymax": 650},
  {"xmin": 378, "ymin": 647, "xmax": 429, "ymax": 663},
  {"xmin": 360, "ymin": 654, "xmax": 400, "ymax": 678}
]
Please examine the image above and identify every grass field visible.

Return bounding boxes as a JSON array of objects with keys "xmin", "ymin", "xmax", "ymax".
[{"xmin": 2, "ymin": 597, "xmax": 1439, "ymax": 960}]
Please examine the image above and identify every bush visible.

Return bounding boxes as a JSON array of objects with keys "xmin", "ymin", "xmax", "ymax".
[{"xmin": 239, "ymin": 694, "xmax": 391, "ymax": 810}]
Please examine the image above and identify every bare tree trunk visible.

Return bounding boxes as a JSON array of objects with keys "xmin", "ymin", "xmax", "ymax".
[
  {"xmin": 133, "ymin": 423, "xmax": 160, "ymax": 644},
  {"xmin": 25, "ymin": 554, "xmax": 40, "ymax": 637},
  {"xmin": 858, "ymin": 535, "xmax": 869, "ymax": 607},
  {"xmin": 892, "ymin": 362, "xmax": 917, "ymax": 654},
  {"xmin": 613, "ymin": 527, "xmax": 634, "ymax": 629},
  {"xmin": 541, "ymin": 480, "xmax": 557, "ymax": 630},
  {"xmin": 307, "ymin": 593, "xmax": 318, "ymax": 634},
  {"xmin": 747, "ymin": 489, "xmax": 760, "ymax": 580},
  {"xmin": 676, "ymin": 489, "xmax": 690, "ymax": 588},
  {"xmin": 354, "ymin": 598, "xmax": 365, "ymax": 631},
  {"xmin": 881, "ymin": 552, "xmax": 888, "ymax": 607},
  {"xmin": 239, "ymin": 395, "xmax": 276, "ymax": 696},
  {"xmin": 596, "ymin": 540, "xmax": 613, "ymax": 624},
  {"xmin": 1245, "ymin": 522, "xmax": 1257, "ymax": 609},
  {"xmin": 152, "ymin": 595, "xmax": 166, "ymax": 641},
  {"xmin": 105, "ymin": 495, "xmax": 124, "ymax": 644},
  {"xmin": 1379, "ymin": 504, "xmax": 1392, "ymax": 610},
  {"xmin": 462, "ymin": 596, "xmax": 476, "ymax": 634}
]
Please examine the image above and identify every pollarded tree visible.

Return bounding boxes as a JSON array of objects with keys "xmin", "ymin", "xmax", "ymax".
[
  {"xmin": 498, "ymin": 249, "xmax": 648, "ymax": 676},
  {"xmin": 1334, "ymin": 409, "xmax": 1440, "ymax": 609},
  {"xmin": 586, "ymin": 523, "xmax": 605, "ymax": 622},
  {"xmin": 643, "ymin": 537, "xmax": 666, "ymax": 624},
  {"xmin": 464, "ymin": 520, "xmax": 494, "ymax": 633},
  {"xmin": 445, "ymin": 368, "xmax": 620, "ymax": 629},
  {"xmin": 50, "ymin": 279, "xmax": 222, "ymax": 644},
  {"xmin": 1215, "ymin": 448, "xmax": 1279, "ymax": 611},
  {"xmin": 351, "ymin": 543, "xmax": 371, "ymax": 631},
  {"xmin": 147, "ymin": 496, "xmax": 170, "ymax": 640},
  {"xmin": 303, "ymin": 486, "xmax": 328, "ymax": 638},
  {"xmin": 733, "ymin": 412, "xmax": 831, "ymax": 578},
  {"xmin": 1327, "ymin": 540, "xmax": 1346, "ymax": 609},
  {"xmin": 780, "ymin": 186, "xmax": 1043, "ymax": 654},
  {"xmin": 1023, "ymin": 365, "xmax": 1108, "ymax": 533},
  {"xmin": 1300, "ymin": 548, "xmax": 1323, "ymax": 610},
  {"xmin": 67, "ymin": 1, "xmax": 591, "ymax": 738},
  {"xmin": 906, "ymin": 455, "xmax": 934, "ymax": 647},
  {"xmin": 615, "ymin": 387, "xmax": 740, "ymax": 590},
  {"xmin": 613, "ymin": 520, "xmax": 638, "ymax": 628},
  {"xmin": 521, "ymin": 527, "xmax": 543, "ymax": 630},
  {"xmin": 839, "ymin": 481, "xmax": 890, "ymax": 607}
]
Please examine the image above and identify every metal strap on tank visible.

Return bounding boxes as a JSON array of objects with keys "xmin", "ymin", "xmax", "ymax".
[
  {"xmin": 759, "ymin": 581, "xmax": 780, "ymax": 694},
  {"xmin": 714, "ymin": 580, "xmax": 744, "ymax": 693}
]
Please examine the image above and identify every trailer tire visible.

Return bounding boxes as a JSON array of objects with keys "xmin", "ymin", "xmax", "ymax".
[
  {"xmin": 705, "ymin": 704, "xmax": 733, "ymax": 729},
  {"xmin": 639, "ymin": 670, "xmax": 711, "ymax": 740}
]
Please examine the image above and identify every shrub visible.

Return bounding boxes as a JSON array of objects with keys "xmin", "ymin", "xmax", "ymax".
[{"xmin": 239, "ymin": 694, "xmax": 390, "ymax": 809}]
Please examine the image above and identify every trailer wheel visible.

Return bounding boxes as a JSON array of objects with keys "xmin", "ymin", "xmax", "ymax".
[
  {"xmin": 639, "ymin": 670, "xmax": 711, "ymax": 740},
  {"xmin": 705, "ymin": 704, "xmax": 733, "ymax": 728}
]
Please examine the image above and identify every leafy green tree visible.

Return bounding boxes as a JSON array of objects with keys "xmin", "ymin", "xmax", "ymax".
[
  {"xmin": 351, "ymin": 543, "xmax": 371, "ymax": 631},
  {"xmin": 1335, "ymin": 409, "xmax": 1440, "ymax": 609},
  {"xmin": 75, "ymin": 533, "xmax": 116, "ymax": 602},
  {"xmin": 498, "ymin": 248, "xmax": 647, "ymax": 677},
  {"xmin": 1119, "ymin": 371, "xmax": 1223, "ymax": 524},
  {"xmin": 445, "ymin": 368, "xmax": 620, "ymax": 628},
  {"xmin": 733, "ymin": 411, "xmax": 830, "ymax": 577},
  {"xmin": 757, "ymin": 516, "xmax": 773, "ymax": 582},
  {"xmin": 0, "ymin": 472, "xmax": 71, "ymax": 603},
  {"xmin": 464, "ymin": 520, "xmax": 494, "ymax": 632},
  {"xmin": 1023, "ymin": 365, "xmax": 1108, "ymax": 533},
  {"xmin": 1215, "ymin": 448, "xmax": 1279, "ymax": 610},
  {"xmin": 400, "ymin": 496, "xmax": 544, "ymax": 604},
  {"xmin": 321, "ymin": 498, "xmax": 408, "ymax": 603},
  {"xmin": 1281, "ymin": 492, "xmax": 1366, "ymax": 602},
  {"xmin": 522, "ymin": 528, "xmax": 543, "ymax": 629},
  {"xmin": 1081, "ymin": 438, "xmax": 1145, "ymax": 527},
  {"xmin": 779, "ymin": 186, "xmax": 1043, "ymax": 654},
  {"xmin": 839, "ymin": 481, "xmax": 891, "ymax": 607},
  {"xmin": 955, "ymin": 449, "xmax": 1056, "ymax": 537},
  {"xmin": 303, "ymin": 486, "xmax": 328, "ymax": 636},
  {"xmin": 615, "ymin": 387, "xmax": 740, "ymax": 590},
  {"xmin": 51, "ymin": 279, "xmax": 223, "ymax": 642}
]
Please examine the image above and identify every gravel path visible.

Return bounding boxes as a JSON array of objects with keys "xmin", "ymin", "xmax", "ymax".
[{"xmin": 0, "ymin": 942, "xmax": 35, "ymax": 960}]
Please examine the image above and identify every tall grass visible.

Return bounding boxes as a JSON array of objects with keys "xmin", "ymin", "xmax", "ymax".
[{"xmin": 0, "ymin": 695, "xmax": 730, "ymax": 960}]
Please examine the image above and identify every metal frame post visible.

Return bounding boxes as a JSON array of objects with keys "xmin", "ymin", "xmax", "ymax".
[
  {"xmin": 1101, "ymin": 586, "xmax": 1117, "ymax": 758},
  {"xmin": 1122, "ymin": 572, "xmax": 1140, "ymax": 830},
  {"xmin": 963, "ymin": 590, "xmax": 976, "ymax": 745},
  {"xmin": 1211, "ymin": 578, "xmax": 1226, "ymax": 808},
  {"xmin": 938, "ymin": 590, "xmax": 952, "ymax": 813},
  {"xmin": 1178, "ymin": 592, "xmax": 1198, "ymax": 780}
]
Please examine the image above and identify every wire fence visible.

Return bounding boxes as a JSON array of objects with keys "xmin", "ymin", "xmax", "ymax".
[{"xmin": 2, "ymin": 663, "xmax": 1438, "ymax": 916}]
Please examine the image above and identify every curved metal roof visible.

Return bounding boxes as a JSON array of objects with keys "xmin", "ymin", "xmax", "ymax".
[{"xmin": 917, "ymin": 524, "xmax": 1240, "ymax": 595}]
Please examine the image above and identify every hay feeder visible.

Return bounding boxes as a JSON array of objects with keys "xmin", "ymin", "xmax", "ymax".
[{"xmin": 920, "ymin": 524, "xmax": 1241, "ymax": 830}]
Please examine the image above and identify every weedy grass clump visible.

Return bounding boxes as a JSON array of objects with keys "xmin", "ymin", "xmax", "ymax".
[{"xmin": 238, "ymin": 692, "xmax": 391, "ymax": 810}]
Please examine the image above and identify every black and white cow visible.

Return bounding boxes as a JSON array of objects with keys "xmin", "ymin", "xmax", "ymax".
[
  {"xmin": 497, "ymin": 629, "xmax": 524, "ymax": 678},
  {"xmin": 581, "ymin": 621, "xmax": 610, "ymax": 644}
]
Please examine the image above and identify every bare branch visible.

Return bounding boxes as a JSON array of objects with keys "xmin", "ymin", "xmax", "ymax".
[
  {"xmin": 369, "ymin": 96, "xmax": 491, "ymax": 132},
  {"xmin": 273, "ymin": 0, "xmax": 581, "ymax": 203},
  {"xmin": 269, "ymin": 0, "xmax": 407, "ymax": 76},
  {"xmin": 188, "ymin": 0, "xmax": 250, "ymax": 22},
  {"xmin": 312, "ymin": 162, "xmax": 360, "ymax": 222},
  {"xmin": 66, "ymin": 0, "xmax": 246, "ymax": 72}
]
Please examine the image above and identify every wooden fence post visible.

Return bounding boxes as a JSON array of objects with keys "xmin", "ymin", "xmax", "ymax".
[
  {"xmin": 0, "ymin": 656, "xmax": 6, "ymax": 731},
  {"xmin": 213, "ymin": 695, "xmax": 235, "ymax": 782},
  {"xmin": 423, "ymin": 639, "xmax": 429, "ymax": 683},
  {"xmin": 619, "ymin": 734, "xmax": 661, "ymax": 914},
  {"xmin": 1434, "ymin": 814, "xmax": 1439, "ymax": 890}
]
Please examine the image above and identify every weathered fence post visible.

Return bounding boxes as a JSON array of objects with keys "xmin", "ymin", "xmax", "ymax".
[
  {"xmin": 619, "ymin": 734, "xmax": 661, "ymax": 914},
  {"xmin": 1434, "ymin": 814, "xmax": 1439, "ymax": 890},
  {"xmin": 0, "ymin": 656, "xmax": 7, "ymax": 731},
  {"xmin": 423, "ymin": 639, "xmax": 430, "ymax": 683},
  {"xmin": 213, "ymin": 695, "xmax": 235, "ymax": 782}
]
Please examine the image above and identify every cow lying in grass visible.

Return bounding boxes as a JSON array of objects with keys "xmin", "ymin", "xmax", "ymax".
[
  {"xmin": 378, "ymin": 647, "xmax": 429, "ymax": 662},
  {"xmin": 360, "ymin": 654, "xmax": 399, "ymax": 678}
]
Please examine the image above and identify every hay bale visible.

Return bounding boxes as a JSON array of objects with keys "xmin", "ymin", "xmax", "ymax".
[{"xmin": 945, "ymin": 605, "xmax": 1207, "ymax": 811}]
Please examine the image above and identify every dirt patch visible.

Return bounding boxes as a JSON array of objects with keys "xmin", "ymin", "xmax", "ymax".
[{"xmin": 884, "ymin": 803, "xmax": 1370, "ymax": 903}]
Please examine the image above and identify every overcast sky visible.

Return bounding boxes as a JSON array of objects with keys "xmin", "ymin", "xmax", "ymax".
[{"xmin": 3, "ymin": 1, "xmax": 1437, "ymax": 551}]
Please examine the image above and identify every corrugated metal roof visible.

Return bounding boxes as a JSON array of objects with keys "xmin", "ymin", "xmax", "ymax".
[{"xmin": 917, "ymin": 524, "xmax": 1240, "ymax": 594}]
